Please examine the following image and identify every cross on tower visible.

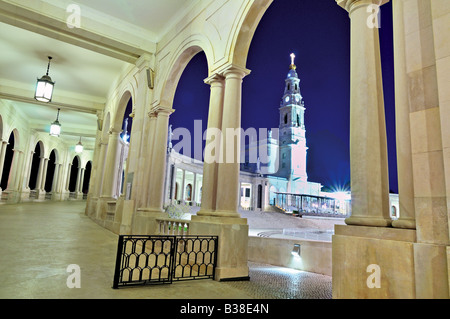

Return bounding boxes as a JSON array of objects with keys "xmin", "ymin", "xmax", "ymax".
[{"xmin": 290, "ymin": 53, "xmax": 295, "ymax": 65}]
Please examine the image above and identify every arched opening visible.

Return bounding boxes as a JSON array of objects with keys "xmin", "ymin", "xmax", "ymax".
[
  {"xmin": 44, "ymin": 149, "xmax": 57, "ymax": 193},
  {"xmin": 257, "ymin": 184, "xmax": 263, "ymax": 209},
  {"xmin": 0, "ymin": 131, "xmax": 15, "ymax": 190},
  {"xmin": 185, "ymin": 184, "xmax": 192, "ymax": 201},
  {"xmin": 69, "ymin": 155, "xmax": 80, "ymax": 193},
  {"xmin": 170, "ymin": 51, "xmax": 209, "ymax": 162},
  {"xmin": 82, "ymin": 161, "xmax": 92, "ymax": 195},
  {"xmin": 116, "ymin": 96, "xmax": 133, "ymax": 198},
  {"xmin": 28, "ymin": 141, "xmax": 44, "ymax": 190}
]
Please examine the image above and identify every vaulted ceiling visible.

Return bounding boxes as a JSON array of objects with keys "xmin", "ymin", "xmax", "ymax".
[{"xmin": 0, "ymin": 0, "xmax": 199, "ymax": 147}]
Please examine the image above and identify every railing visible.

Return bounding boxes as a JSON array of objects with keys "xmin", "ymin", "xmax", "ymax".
[
  {"xmin": 157, "ymin": 218, "xmax": 190, "ymax": 235},
  {"xmin": 112, "ymin": 235, "xmax": 218, "ymax": 288}
]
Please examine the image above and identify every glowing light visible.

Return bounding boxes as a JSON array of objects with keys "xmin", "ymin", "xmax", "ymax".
[
  {"xmin": 291, "ymin": 244, "xmax": 301, "ymax": 257},
  {"xmin": 290, "ymin": 53, "xmax": 296, "ymax": 65},
  {"xmin": 35, "ymin": 56, "xmax": 55, "ymax": 103},
  {"xmin": 49, "ymin": 108, "xmax": 61, "ymax": 137},
  {"xmin": 75, "ymin": 137, "xmax": 83, "ymax": 153}
]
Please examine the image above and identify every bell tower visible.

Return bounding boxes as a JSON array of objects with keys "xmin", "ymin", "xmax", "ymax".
[{"xmin": 277, "ymin": 53, "xmax": 308, "ymax": 182}]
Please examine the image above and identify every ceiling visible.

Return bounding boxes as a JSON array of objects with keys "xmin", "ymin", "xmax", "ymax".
[{"xmin": 0, "ymin": 0, "xmax": 199, "ymax": 149}]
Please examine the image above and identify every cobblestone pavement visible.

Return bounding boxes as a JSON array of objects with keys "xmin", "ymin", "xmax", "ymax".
[
  {"xmin": 0, "ymin": 201, "xmax": 333, "ymax": 299},
  {"xmin": 223, "ymin": 262, "xmax": 332, "ymax": 299}
]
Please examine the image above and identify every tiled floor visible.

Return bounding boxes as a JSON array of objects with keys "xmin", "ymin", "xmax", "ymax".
[{"xmin": 0, "ymin": 200, "xmax": 331, "ymax": 299}]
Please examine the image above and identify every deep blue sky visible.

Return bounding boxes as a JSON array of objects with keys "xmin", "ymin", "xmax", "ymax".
[{"xmin": 170, "ymin": 0, "xmax": 398, "ymax": 193}]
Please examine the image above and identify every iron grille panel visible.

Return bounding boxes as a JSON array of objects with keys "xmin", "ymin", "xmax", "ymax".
[{"xmin": 113, "ymin": 235, "xmax": 218, "ymax": 289}]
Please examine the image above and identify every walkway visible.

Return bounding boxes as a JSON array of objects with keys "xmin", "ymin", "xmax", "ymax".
[{"xmin": 0, "ymin": 201, "xmax": 331, "ymax": 299}]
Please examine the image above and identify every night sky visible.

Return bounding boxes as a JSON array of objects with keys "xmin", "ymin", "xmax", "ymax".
[{"xmin": 170, "ymin": 0, "xmax": 398, "ymax": 193}]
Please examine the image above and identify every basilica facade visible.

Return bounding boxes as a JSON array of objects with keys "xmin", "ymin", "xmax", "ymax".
[{"xmin": 162, "ymin": 55, "xmax": 324, "ymax": 213}]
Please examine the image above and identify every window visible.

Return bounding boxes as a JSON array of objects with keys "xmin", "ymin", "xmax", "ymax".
[{"xmin": 284, "ymin": 114, "xmax": 288, "ymax": 124}]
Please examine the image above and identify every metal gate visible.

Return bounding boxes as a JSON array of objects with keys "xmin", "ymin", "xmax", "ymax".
[{"xmin": 112, "ymin": 235, "xmax": 218, "ymax": 289}]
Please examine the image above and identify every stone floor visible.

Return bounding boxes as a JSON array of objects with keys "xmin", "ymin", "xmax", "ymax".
[{"xmin": 0, "ymin": 200, "xmax": 332, "ymax": 299}]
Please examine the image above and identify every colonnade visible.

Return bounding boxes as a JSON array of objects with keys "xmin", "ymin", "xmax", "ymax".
[
  {"xmin": 0, "ymin": 135, "xmax": 90, "ymax": 201},
  {"xmin": 333, "ymin": 0, "xmax": 449, "ymax": 298}
]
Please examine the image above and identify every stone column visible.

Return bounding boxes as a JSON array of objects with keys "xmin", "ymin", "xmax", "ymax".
[
  {"xmin": 79, "ymin": 168, "xmax": 85, "ymax": 193},
  {"xmin": 40, "ymin": 158, "xmax": 49, "ymax": 192},
  {"xmin": 0, "ymin": 140, "xmax": 8, "ymax": 184},
  {"xmin": 51, "ymin": 163, "xmax": 60, "ymax": 192},
  {"xmin": 139, "ymin": 112, "xmax": 157, "ymax": 208},
  {"xmin": 337, "ymin": 0, "xmax": 391, "ymax": 227},
  {"xmin": 93, "ymin": 140, "xmax": 108, "ymax": 197},
  {"xmin": 214, "ymin": 66, "xmax": 249, "ymax": 218},
  {"xmin": 180, "ymin": 169, "xmax": 186, "ymax": 203},
  {"xmin": 35, "ymin": 156, "xmax": 45, "ymax": 192},
  {"xmin": 101, "ymin": 129, "xmax": 122, "ymax": 198},
  {"xmin": 145, "ymin": 107, "xmax": 173, "ymax": 212},
  {"xmin": 391, "ymin": 0, "xmax": 415, "ymax": 229},
  {"xmin": 65, "ymin": 163, "xmax": 72, "ymax": 191},
  {"xmin": 197, "ymin": 74, "xmax": 225, "ymax": 215},
  {"xmin": 24, "ymin": 151, "xmax": 34, "ymax": 190},
  {"xmin": 190, "ymin": 65, "xmax": 250, "ymax": 281},
  {"xmin": 192, "ymin": 172, "xmax": 197, "ymax": 205},
  {"xmin": 7, "ymin": 148, "xmax": 23, "ymax": 191}
]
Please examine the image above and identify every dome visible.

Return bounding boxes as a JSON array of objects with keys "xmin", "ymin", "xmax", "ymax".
[{"xmin": 287, "ymin": 68, "xmax": 298, "ymax": 79}]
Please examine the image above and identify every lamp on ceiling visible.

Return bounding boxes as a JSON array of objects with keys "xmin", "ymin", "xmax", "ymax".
[
  {"xmin": 35, "ymin": 56, "xmax": 55, "ymax": 103},
  {"xmin": 75, "ymin": 136, "xmax": 83, "ymax": 153},
  {"xmin": 49, "ymin": 108, "xmax": 61, "ymax": 137}
]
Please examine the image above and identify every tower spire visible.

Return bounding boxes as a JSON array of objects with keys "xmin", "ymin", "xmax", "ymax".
[{"xmin": 289, "ymin": 53, "xmax": 296, "ymax": 70}]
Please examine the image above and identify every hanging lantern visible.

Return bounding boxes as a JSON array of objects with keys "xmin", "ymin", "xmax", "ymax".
[
  {"xmin": 75, "ymin": 136, "xmax": 83, "ymax": 153},
  {"xmin": 35, "ymin": 56, "xmax": 55, "ymax": 103},
  {"xmin": 49, "ymin": 108, "xmax": 61, "ymax": 137}
]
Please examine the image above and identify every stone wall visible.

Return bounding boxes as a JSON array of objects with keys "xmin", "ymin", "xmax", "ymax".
[{"xmin": 248, "ymin": 236, "xmax": 332, "ymax": 276}]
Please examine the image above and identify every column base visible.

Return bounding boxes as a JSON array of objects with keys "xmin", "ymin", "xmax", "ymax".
[
  {"xmin": 392, "ymin": 218, "xmax": 416, "ymax": 229},
  {"xmin": 345, "ymin": 215, "xmax": 392, "ymax": 227},
  {"xmin": 333, "ymin": 225, "xmax": 417, "ymax": 298},
  {"xmin": 190, "ymin": 215, "xmax": 249, "ymax": 281}
]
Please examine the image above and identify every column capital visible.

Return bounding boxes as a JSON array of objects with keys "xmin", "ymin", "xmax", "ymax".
[
  {"xmin": 213, "ymin": 63, "xmax": 251, "ymax": 80},
  {"xmin": 204, "ymin": 73, "xmax": 224, "ymax": 86},
  {"xmin": 222, "ymin": 64, "xmax": 251, "ymax": 79},
  {"xmin": 152, "ymin": 105, "xmax": 174, "ymax": 117},
  {"xmin": 109, "ymin": 127, "xmax": 122, "ymax": 135},
  {"xmin": 336, "ymin": 0, "xmax": 389, "ymax": 12},
  {"xmin": 148, "ymin": 110, "xmax": 158, "ymax": 118}
]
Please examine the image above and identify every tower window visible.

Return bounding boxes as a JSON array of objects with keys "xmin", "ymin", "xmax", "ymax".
[
  {"xmin": 297, "ymin": 114, "xmax": 300, "ymax": 126},
  {"xmin": 287, "ymin": 84, "xmax": 290, "ymax": 91},
  {"xmin": 295, "ymin": 84, "xmax": 298, "ymax": 91},
  {"xmin": 284, "ymin": 114, "xmax": 288, "ymax": 124}
]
